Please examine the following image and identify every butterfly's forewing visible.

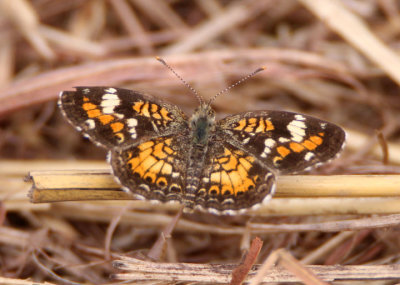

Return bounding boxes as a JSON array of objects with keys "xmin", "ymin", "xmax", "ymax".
[
  {"xmin": 218, "ymin": 111, "xmax": 345, "ymax": 174},
  {"xmin": 59, "ymin": 87, "xmax": 188, "ymax": 149}
]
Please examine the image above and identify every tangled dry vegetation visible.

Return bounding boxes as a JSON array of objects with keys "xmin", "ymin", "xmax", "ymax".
[{"xmin": 1, "ymin": 0, "xmax": 400, "ymax": 284}]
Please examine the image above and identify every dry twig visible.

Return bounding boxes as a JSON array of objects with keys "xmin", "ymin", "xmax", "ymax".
[{"xmin": 113, "ymin": 256, "xmax": 400, "ymax": 283}]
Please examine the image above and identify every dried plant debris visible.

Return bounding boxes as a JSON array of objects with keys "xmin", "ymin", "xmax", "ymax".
[{"xmin": 1, "ymin": 0, "xmax": 400, "ymax": 284}]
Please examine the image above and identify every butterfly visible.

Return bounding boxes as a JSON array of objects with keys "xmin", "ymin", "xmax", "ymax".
[{"xmin": 59, "ymin": 58, "xmax": 345, "ymax": 215}]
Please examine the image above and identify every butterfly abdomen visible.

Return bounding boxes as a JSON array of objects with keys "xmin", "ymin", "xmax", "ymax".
[{"xmin": 184, "ymin": 143, "xmax": 208, "ymax": 209}]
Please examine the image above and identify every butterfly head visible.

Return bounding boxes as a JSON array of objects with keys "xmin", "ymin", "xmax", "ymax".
[{"xmin": 190, "ymin": 104, "xmax": 216, "ymax": 145}]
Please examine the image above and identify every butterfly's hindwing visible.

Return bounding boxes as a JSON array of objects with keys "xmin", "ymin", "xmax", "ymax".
[
  {"xmin": 109, "ymin": 134, "xmax": 190, "ymax": 203},
  {"xmin": 189, "ymin": 141, "xmax": 276, "ymax": 214},
  {"xmin": 218, "ymin": 111, "xmax": 345, "ymax": 174},
  {"xmin": 59, "ymin": 87, "xmax": 188, "ymax": 149}
]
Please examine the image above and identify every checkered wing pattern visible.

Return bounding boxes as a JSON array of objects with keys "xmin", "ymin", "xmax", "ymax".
[
  {"xmin": 109, "ymin": 135, "xmax": 189, "ymax": 203},
  {"xmin": 59, "ymin": 87, "xmax": 187, "ymax": 149},
  {"xmin": 190, "ymin": 141, "xmax": 275, "ymax": 214},
  {"xmin": 218, "ymin": 111, "xmax": 345, "ymax": 174}
]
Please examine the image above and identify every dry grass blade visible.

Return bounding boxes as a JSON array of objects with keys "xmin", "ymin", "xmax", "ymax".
[
  {"xmin": 109, "ymin": 0, "xmax": 154, "ymax": 55},
  {"xmin": 0, "ymin": 0, "xmax": 55, "ymax": 60},
  {"xmin": 113, "ymin": 256, "xmax": 400, "ymax": 283},
  {"xmin": 147, "ymin": 206, "xmax": 183, "ymax": 261},
  {"xmin": 0, "ymin": 48, "xmax": 349, "ymax": 117},
  {"xmin": 163, "ymin": 0, "xmax": 275, "ymax": 54},
  {"xmin": 346, "ymin": 129, "xmax": 400, "ymax": 165},
  {"xmin": 249, "ymin": 214, "xmax": 400, "ymax": 233},
  {"xmin": 39, "ymin": 25, "xmax": 107, "ymax": 57},
  {"xmin": 31, "ymin": 252, "xmax": 82, "ymax": 285},
  {"xmin": 0, "ymin": 35, "xmax": 13, "ymax": 87},
  {"xmin": 299, "ymin": 0, "xmax": 400, "ymax": 86},
  {"xmin": 130, "ymin": 0, "xmax": 189, "ymax": 31},
  {"xmin": 376, "ymin": 129, "xmax": 389, "ymax": 164},
  {"xmin": 300, "ymin": 231, "xmax": 356, "ymax": 265},
  {"xmin": 276, "ymin": 249, "xmax": 329, "ymax": 285},
  {"xmin": 0, "ymin": 277, "xmax": 56, "ymax": 285},
  {"xmin": 250, "ymin": 249, "xmax": 329, "ymax": 285}
]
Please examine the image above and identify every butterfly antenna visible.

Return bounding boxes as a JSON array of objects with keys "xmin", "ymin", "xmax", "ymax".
[
  {"xmin": 156, "ymin": 57, "xmax": 204, "ymax": 105},
  {"xmin": 207, "ymin": 66, "xmax": 266, "ymax": 105}
]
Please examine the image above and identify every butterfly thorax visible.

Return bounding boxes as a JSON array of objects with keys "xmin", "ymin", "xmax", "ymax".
[{"xmin": 189, "ymin": 104, "xmax": 216, "ymax": 145}]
